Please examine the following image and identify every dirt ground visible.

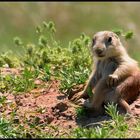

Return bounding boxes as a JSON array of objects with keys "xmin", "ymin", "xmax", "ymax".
[{"xmin": 0, "ymin": 67, "xmax": 140, "ymax": 136}]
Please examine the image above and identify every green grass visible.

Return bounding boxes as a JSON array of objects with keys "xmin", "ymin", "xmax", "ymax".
[
  {"xmin": 71, "ymin": 103, "xmax": 128, "ymax": 138},
  {"xmin": 0, "ymin": 20, "xmax": 140, "ymax": 138}
]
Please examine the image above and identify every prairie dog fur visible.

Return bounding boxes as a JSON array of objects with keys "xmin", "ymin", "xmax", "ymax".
[{"xmin": 70, "ymin": 31, "xmax": 140, "ymax": 115}]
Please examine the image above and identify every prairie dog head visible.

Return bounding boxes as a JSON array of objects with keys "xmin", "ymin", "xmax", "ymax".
[{"xmin": 91, "ymin": 31, "xmax": 125, "ymax": 60}]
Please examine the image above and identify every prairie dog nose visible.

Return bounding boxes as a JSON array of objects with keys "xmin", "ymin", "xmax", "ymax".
[{"xmin": 95, "ymin": 48, "xmax": 104, "ymax": 55}]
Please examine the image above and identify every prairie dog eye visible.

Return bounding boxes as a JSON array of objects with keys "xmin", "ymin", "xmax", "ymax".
[
  {"xmin": 105, "ymin": 36, "xmax": 112, "ymax": 47},
  {"xmin": 107, "ymin": 37, "xmax": 112, "ymax": 43}
]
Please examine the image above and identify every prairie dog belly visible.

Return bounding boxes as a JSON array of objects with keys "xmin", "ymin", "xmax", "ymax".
[{"xmin": 98, "ymin": 58, "xmax": 118, "ymax": 79}]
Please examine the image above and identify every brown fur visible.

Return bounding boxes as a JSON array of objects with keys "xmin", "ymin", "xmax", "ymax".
[{"xmin": 70, "ymin": 31, "xmax": 140, "ymax": 115}]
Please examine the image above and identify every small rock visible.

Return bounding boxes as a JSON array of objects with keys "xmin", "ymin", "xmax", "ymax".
[
  {"xmin": 47, "ymin": 116, "xmax": 54, "ymax": 124},
  {"xmin": 55, "ymin": 102, "xmax": 68, "ymax": 112},
  {"xmin": 34, "ymin": 79, "xmax": 42, "ymax": 85}
]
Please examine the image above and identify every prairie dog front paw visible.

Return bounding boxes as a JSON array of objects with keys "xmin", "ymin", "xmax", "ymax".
[{"xmin": 107, "ymin": 74, "xmax": 119, "ymax": 87}]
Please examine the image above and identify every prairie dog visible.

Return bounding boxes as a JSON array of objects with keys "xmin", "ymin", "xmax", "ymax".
[{"xmin": 70, "ymin": 31, "xmax": 140, "ymax": 115}]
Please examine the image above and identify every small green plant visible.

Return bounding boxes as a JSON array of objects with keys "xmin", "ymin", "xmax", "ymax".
[
  {"xmin": 76, "ymin": 107, "xmax": 87, "ymax": 117},
  {"xmin": 0, "ymin": 52, "xmax": 20, "ymax": 68},
  {"xmin": 12, "ymin": 68, "xmax": 39, "ymax": 93},
  {"xmin": 59, "ymin": 66, "xmax": 90, "ymax": 92},
  {"xmin": 0, "ymin": 96, "xmax": 6, "ymax": 105},
  {"xmin": 112, "ymin": 29, "xmax": 133, "ymax": 40},
  {"xmin": 58, "ymin": 33, "xmax": 92, "ymax": 93},
  {"xmin": 0, "ymin": 118, "xmax": 17, "ymax": 138},
  {"xmin": 104, "ymin": 103, "xmax": 128, "ymax": 135},
  {"xmin": 71, "ymin": 126, "xmax": 109, "ymax": 138},
  {"xmin": 0, "ymin": 74, "xmax": 14, "ymax": 92},
  {"xmin": 0, "ymin": 68, "xmax": 39, "ymax": 93}
]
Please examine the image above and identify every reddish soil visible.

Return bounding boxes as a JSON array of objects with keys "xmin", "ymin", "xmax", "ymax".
[
  {"xmin": 0, "ymin": 67, "xmax": 140, "ymax": 135},
  {"xmin": 0, "ymin": 79, "xmax": 77, "ymax": 133}
]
